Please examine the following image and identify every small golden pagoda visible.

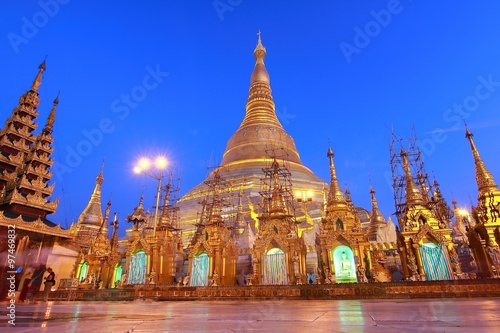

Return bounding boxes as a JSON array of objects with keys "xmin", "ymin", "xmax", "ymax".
[
  {"xmin": 76, "ymin": 200, "xmax": 121, "ymax": 288},
  {"xmin": 393, "ymin": 147, "xmax": 454, "ymax": 281},
  {"xmin": 186, "ymin": 168, "xmax": 238, "ymax": 286},
  {"xmin": 72, "ymin": 165, "xmax": 106, "ymax": 248},
  {"xmin": 316, "ymin": 147, "xmax": 371, "ymax": 283},
  {"xmin": 155, "ymin": 181, "xmax": 184, "ymax": 284},
  {"xmin": 123, "ymin": 193, "xmax": 151, "ymax": 285},
  {"xmin": 250, "ymin": 158, "xmax": 306, "ymax": 285},
  {"xmin": 464, "ymin": 128, "xmax": 500, "ymax": 277}
]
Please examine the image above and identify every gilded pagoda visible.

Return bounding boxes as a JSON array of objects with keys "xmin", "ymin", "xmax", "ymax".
[{"xmin": 464, "ymin": 128, "xmax": 500, "ymax": 277}]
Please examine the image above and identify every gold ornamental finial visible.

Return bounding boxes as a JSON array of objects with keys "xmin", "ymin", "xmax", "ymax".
[
  {"xmin": 254, "ymin": 30, "xmax": 266, "ymax": 62},
  {"xmin": 43, "ymin": 93, "xmax": 59, "ymax": 132},
  {"xmin": 31, "ymin": 58, "xmax": 47, "ymax": 92},
  {"xmin": 326, "ymin": 145, "xmax": 346, "ymax": 204}
]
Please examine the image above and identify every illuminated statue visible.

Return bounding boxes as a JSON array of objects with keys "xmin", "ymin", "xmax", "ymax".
[{"xmin": 340, "ymin": 252, "xmax": 351, "ymax": 276}]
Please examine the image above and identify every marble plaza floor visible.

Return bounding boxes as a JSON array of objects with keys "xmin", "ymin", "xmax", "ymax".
[{"xmin": 1, "ymin": 298, "xmax": 499, "ymax": 332}]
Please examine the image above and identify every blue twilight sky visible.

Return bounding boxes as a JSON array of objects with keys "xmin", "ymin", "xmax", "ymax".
[{"xmin": 1, "ymin": 1, "xmax": 500, "ymax": 234}]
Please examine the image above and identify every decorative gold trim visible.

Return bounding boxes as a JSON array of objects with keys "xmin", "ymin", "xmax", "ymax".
[{"xmin": 0, "ymin": 210, "xmax": 73, "ymax": 238}]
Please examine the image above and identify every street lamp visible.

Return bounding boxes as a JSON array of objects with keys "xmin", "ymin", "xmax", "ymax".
[
  {"xmin": 296, "ymin": 190, "xmax": 313, "ymax": 228},
  {"xmin": 134, "ymin": 156, "xmax": 168, "ymax": 237}
]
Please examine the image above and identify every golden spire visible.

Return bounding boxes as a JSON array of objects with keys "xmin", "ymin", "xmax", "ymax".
[
  {"xmin": 159, "ymin": 183, "xmax": 171, "ymax": 227},
  {"xmin": 221, "ymin": 32, "xmax": 303, "ymax": 167},
  {"xmin": 42, "ymin": 94, "xmax": 58, "ymax": 135},
  {"xmin": 101, "ymin": 199, "xmax": 111, "ymax": 234},
  {"xmin": 31, "ymin": 59, "xmax": 46, "ymax": 92},
  {"xmin": 269, "ymin": 159, "xmax": 287, "ymax": 217},
  {"xmin": 127, "ymin": 192, "xmax": 147, "ymax": 226},
  {"xmin": 250, "ymin": 30, "xmax": 268, "ymax": 85},
  {"xmin": 368, "ymin": 185, "xmax": 386, "ymax": 241},
  {"xmin": 77, "ymin": 165, "xmax": 105, "ymax": 225},
  {"xmin": 465, "ymin": 127, "xmax": 498, "ymax": 194},
  {"xmin": 207, "ymin": 169, "xmax": 224, "ymax": 225},
  {"xmin": 326, "ymin": 146, "xmax": 346, "ymax": 204},
  {"xmin": 401, "ymin": 149, "xmax": 425, "ymax": 204}
]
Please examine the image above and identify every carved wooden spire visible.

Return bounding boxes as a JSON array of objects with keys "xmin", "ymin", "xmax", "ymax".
[
  {"xmin": 0, "ymin": 61, "xmax": 59, "ymax": 218},
  {"xmin": 31, "ymin": 59, "xmax": 46, "ymax": 92}
]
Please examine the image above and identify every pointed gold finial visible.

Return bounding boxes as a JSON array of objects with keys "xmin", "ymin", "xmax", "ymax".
[
  {"xmin": 401, "ymin": 149, "xmax": 425, "ymax": 204},
  {"xmin": 465, "ymin": 126, "xmax": 498, "ymax": 193},
  {"xmin": 253, "ymin": 30, "xmax": 266, "ymax": 62},
  {"xmin": 31, "ymin": 58, "xmax": 46, "ymax": 92},
  {"xmin": 326, "ymin": 145, "xmax": 346, "ymax": 204}
]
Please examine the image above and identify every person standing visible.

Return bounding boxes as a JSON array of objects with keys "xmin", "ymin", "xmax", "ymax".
[
  {"xmin": 18, "ymin": 266, "xmax": 34, "ymax": 302},
  {"xmin": 42, "ymin": 267, "xmax": 55, "ymax": 302},
  {"xmin": 27, "ymin": 264, "xmax": 45, "ymax": 303}
]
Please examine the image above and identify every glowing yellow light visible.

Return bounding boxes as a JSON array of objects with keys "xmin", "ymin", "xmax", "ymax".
[
  {"xmin": 307, "ymin": 191, "xmax": 313, "ymax": 198},
  {"xmin": 139, "ymin": 158, "xmax": 150, "ymax": 169},
  {"xmin": 155, "ymin": 157, "xmax": 167, "ymax": 169},
  {"xmin": 133, "ymin": 166, "xmax": 142, "ymax": 174},
  {"xmin": 458, "ymin": 209, "xmax": 468, "ymax": 216}
]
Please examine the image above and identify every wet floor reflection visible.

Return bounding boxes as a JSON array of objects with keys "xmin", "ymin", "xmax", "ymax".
[{"xmin": 2, "ymin": 298, "xmax": 499, "ymax": 332}]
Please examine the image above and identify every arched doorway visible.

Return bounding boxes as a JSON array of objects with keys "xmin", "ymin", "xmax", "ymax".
[
  {"xmin": 190, "ymin": 253, "xmax": 210, "ymax": 286},
  {"xmin": 76, "ymin": 261, "xmax": 88, "ymax": 283},
  {"xmin": 128, "ymin": 250, "xmax": 147, "ymax": 285},
  {"xmin": 262, "ymin": 248, "xmax": 288, "ymax": 285},
  {"xmin": 111, "ymin": 264, "xmax": 123, "ymax": 288},
  {"xmin": 420, "ymin": 242, "xmax": 453, "ymax": 280},
  {"xmin": 332, "ymin": 245, "xmax": 357, "ymax": 283}
]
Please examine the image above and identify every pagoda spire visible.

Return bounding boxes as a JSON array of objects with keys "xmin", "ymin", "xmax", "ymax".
[
  {"xmin": 401, "ymin": 148, "xmax": 425, "ymax": 205},
  {"xmin": 42, "ymin": 94, "xmax": 58, "ymax": 136},
  {"xmin": 101, "ymin": 198, "xmax": 111, "ymax": 234},
  {"xmin": 77, "ymin": 164, "xmax": 105, "ymax": 226},
  {"xmin": 326, "ymin": 146, "xmax": 346, "ymax": 204},
  {"xmin": 159, "ymin": 182, "xmax": 172, "ymax": 227},
  {"xmin": 368, "ymin": 186, "xmax": 386, "ymax": 241},
  {"xmin": 221, "ymin": 32, "xmax": 305, "ymax": 167},
  {"xmin": 31, "ymin": 58, "xmax": 46, "ymax": 92},
  {"xmin": 268, "ymin": 159, "xmax": 288, "ymax": 217},
  {"xmin": 207, "ymin": 169, "xmax": 224, "ymax": 225},
  {"xmin": 465, "ymin": 127, "xmax": 498, "ymax": 194}
]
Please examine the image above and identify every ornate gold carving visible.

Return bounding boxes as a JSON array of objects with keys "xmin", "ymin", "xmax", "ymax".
[{"xmin": 0, "ymin": 210, "xmax": 72, "ymax": 238}]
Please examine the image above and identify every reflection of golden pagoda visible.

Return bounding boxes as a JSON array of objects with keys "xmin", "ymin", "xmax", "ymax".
[
  {"xmin": 464, "ymin": 128, "xmax": 500, "ymax": 277},
  {"xmin": 176, "ymin": 34, "xmax": 327, "ymax": 249},
  {"xmin": 316, "ymin": 147, "xmax": 372, "ymax": 283},
  {"xmin": 0, "ymin": 61, "xmax": 74, "ymax": 299}
]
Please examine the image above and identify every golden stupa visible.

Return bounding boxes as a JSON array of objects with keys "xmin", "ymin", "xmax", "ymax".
[{"xmin": 176, "ymin": 34, "xmax": 327, "ymax": 244}]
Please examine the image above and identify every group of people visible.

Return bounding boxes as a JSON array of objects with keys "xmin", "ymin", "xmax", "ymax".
[{"xmin": 18, "ymin": 264, "xmax": 56, "ymax": 302}]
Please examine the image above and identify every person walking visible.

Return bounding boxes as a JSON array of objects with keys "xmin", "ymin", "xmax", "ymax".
[{"xmin": 42, "ymin": 267, "xmax": 56, "ymax": 302}]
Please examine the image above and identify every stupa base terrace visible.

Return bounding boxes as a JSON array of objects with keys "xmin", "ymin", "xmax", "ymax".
[{"xmin": 42, "ymin": 279, "xmax": 500, "ymax": 302}]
